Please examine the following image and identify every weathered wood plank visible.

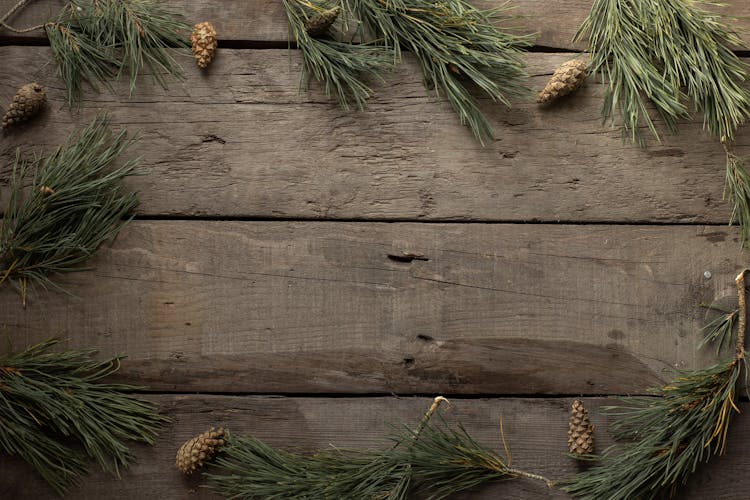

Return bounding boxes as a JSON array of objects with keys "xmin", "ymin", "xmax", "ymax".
[
  {"xmin": 0, "ymin": 221, "xmax": 743, "ymax": 394},
  {"xmin": 2, "ymin": 47, "xmax": 747, "ymax": 222},
  {"xmin": 1, "ymin": 395, "xmax": 748, "ymax": 499},
  {"xmin": 1, "ymin": 0, "xmax": 748, "ymax": 50}
]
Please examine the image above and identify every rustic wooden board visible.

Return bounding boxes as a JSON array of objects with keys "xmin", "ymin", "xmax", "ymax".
[
  {"xmin": 1, "ymin": 0, "xmax": 748, "ymax": 50},
  {"xmin": 1, "ymin": 395, "xmax": 748, "ymax": 499},
  {"xmin": 0, "ymin": 221, "xmax": 744, "ymax": 394},
  {"xmin": 2, "ymin": 47, "xmax": 747, "ymax": 222}
]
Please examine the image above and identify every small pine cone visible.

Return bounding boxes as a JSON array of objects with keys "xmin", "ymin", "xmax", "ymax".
[
  {"xmin": 567, "ymin": 399, "xmax": 594, "ymax": 456},
  {"xmin": 191, "ymin": 22, "xmax": 218, "ymax": 69},
  {"xmin": 2, "ymin": 82, "xmax": 46, "ymax": 130},
  {"xmin": 537, "ymin": 59, "xmax": 587, "ymax": 104},
  {"xmin": 175, "ymin": 427, "xmax": 227, "ymax": 474},
  {"xmin": 305, "ymin": 6, "xmax": 340, "ymax": 37}
]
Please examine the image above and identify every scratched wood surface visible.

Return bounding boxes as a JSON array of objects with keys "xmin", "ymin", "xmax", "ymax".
[
  {"xmin": 2, "ymin": 0, "xmax": 750, "ymax": 499},
  {"xmin": 0, "ymin": 221, "xmax": 744, "ymax": 394},
  {"xmin": 1, "ymin": 46, "xmax": 747, "ymax": 221},
  {"xmin": 1, "ymin": 396, "xmax": 749, "ymax": 499}
]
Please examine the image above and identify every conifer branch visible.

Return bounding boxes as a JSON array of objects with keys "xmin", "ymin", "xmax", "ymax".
[
  {"xmin": 342, "ymin": 0, "xmax": 533, "ymax": 144},
  {"xmin": 0, "ymin": 338, "xmax": 169, "ymax": 496},
  {"xmin": 284, "ymin": 0, "xmax": 392, "ymax": 110},
  {"xmin": 1, "ymin": 0, "xmax": 190, "ymax": 104},
  {"xmin": 204, "ymin": 397, "xmax": 553, "ymax": 498},
  {"xmin": 284, "ymin": 0, "xmax": 533, "ymax": 144},
  {"xmin": 0, "ymin": 114, "xmax": 141, "ymax": 305},
  {"xmin": 723, "ymin": 145, "xmax": 750, "ymax": 247},
  {"xmin": 576, "ymin": 0, "xmax": 750, "ymax": 145},
  {"xmin": 564, "ymin": 270, "xmax": 750, "ymax": 499}
]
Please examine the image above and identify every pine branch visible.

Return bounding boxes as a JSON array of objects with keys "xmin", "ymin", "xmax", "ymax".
[
  {"xmin": 341, "ymin": 0, "xmax": 533, "ymax": 144},
  {"xmin": 0, "ymin": 338, "xmax": 169, "ymax": 495},
  {"xmin": 0, "ymin": 114, "xmax": 141, "ymax": 305},
  {"xmin": 564, "ymin": 269, "xmax": 750, "ymax": 499},
  {"xmin": 40, "ymin": 0, "xmax": 190, "ymax": 105},
  {"xmin": 700, "ymin": 304, "xmax": 738, "ymax": 354},
  {"xmin": 576, "ymin": 0, "xmax": 750, "ymax": 145},
  {"xmin": 724, "ymin": 148, "xmax": 750, "ymax": 247},
  {"xmin": 204, "ymin": 397, "xmax": 553, "ymax": 498},
  {"xmin": 283, "ymin": 0, "xmax": 392, "ymax": 110}
]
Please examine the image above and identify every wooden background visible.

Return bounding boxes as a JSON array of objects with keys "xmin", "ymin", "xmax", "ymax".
[{"xmin": 2, "ymin": 0, "xmax": 750, "ymax": 498}]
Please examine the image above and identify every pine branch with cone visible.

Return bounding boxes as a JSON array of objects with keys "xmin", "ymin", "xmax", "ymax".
[
  {"xmin": 177, "ymin": 397, "xmax": 555, "ymax": 497},
  {"xmin": 564, "ymin": 270, "xmax": 750, "ymax": 499}
]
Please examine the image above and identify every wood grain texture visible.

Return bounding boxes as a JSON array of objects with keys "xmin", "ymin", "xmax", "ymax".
[
  {"xmin": 1, "ymin": 395, "xmax": 748, "ymax": 499},
  {"xmin": 2, "ymin": 47, "xmax": 747, "ymax": 222},
  {"xmin": 1, "ymin": 0, "xmax": 748, "ymax": 50},
  {"xmin": 0, "ymin": 221, "xmax": 744, "ymax": 394}
]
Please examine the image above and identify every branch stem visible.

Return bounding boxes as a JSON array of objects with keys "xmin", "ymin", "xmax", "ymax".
[
  {"xmin": 735, "ymin": 269, "xmax": 748, "ymax": 359},
  {"xmin": 507, "ymin": 467, "xmax": 555, "ymax": 488},
  {"xmin": 414, "ymin": 396, "xmax": 449, "ymax": 438}
]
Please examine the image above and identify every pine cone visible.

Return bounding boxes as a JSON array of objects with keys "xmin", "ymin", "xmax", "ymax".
[
  {"xmin": 2, "ymin": 82, "xmax": 46, "ymax": 130},
  {"xmin": 191, "ymin": 22, "xmax": 218, "ymax": 69},
  {"xmin": 568, "ymin": 400, "xmax": 595, "ymax": 456},
  {"xmin": 537, "ymin": 59, "xmax": 588, "ymax": 104},
  {"xmin": 175, "ymin": 427, "xmax": 227, "ymax": 474},
  {"xmin": 305, "ymin": 6, "xmax": 340, "ymax": 37}
]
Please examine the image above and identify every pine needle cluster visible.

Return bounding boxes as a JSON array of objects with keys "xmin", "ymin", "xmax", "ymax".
[
  {"xmin": 285, "ymin": 0, "xmax": 533, "ymax": 144},
  {"xmin": 0, "ymin": 0, "xmax": 189, "ymax": 104},
  {"xmin": 577, "ymin": 0, "xmax": 750, "ymax": 247},
  {"xmin": 0, "ymin": 114, "xmax": 141, "ymax": 304},
  {"xmin": 0, "ymin": 338, "xmax": 169, "ymax": 495},
  {"xmin": 205, "ymin": 397, "xmax": 552, "ymax": 499},
  {"xmin": 283, "ymin": 0, "xmax": 392, "ymax": 111},
  {"xmin": 50, "ymin": 0, "xmax": 189, "ymax": 104},
  {"xmin": 576, "ymin": 0, "xmax": 750, "ymax": 145},
  {"xmin": 564, "ymin": 270, "xmax": 749, "ymax": 499}
]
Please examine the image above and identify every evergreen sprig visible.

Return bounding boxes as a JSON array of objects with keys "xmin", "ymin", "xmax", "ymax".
[
  {"xmin": 204, "ymin": 397, "xmax": 553, "ymax": 499},
  {"xmin": 0, "ymin": 338, "xmax": 169, "ymax": 495},
  {"xmin": 284, "ymin": 0, "xmax": 392, "ymax": 110},
  {"xmin": 0, "ymin": 114, "xmax": 141, "ymax": 305},
  {"xmin": 343, "ymin": 0, "xmax": 533, "ymax": 144},
  {"xmin": 700, "ymin": 303, "xmax": 739, "ymax": 354},
  {"xmin": 564, "ymin": 270, "xmax": 750, "ymax": 499},
  {"xmin": 52, "ymin": 0, "xmax": 189, "ymax": 104},
  {"xmin": 0, "ymin": 0, "xmax": 189, "ymax": 104},
  {"xmin": 576, "ymin": 0, "xmax": 750, "ymax": 145},
  {"xmin": 285, "ymin": 0, "xmax": 533, "ymax": 144},
  {"xmin": 725, "ymin": 148, "xmax": 750, "ymax": 247}
]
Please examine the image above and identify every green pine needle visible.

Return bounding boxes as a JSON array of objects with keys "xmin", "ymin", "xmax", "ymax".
[
  {"xmin": 205, "ymin": 402, "xmax": 552, "ymax": 499},
  {"xmin": 0, "ymin": 338, "xmax": 169, "ymax": 495},
  {"xmin": 565, "ymin": 273, "xmax": 748, "ymax": 499},
  {"xmin": 342, "ymin": 0, "xmax": 533, "ymax": 144},
  {"xmin": 700, "ymin": 304, "xmax": 739, "ymax": 354},
  {"xmin": 725, "ymin": 150, "xmax": 750, "ymax": 247},
  {"xmin": 284, "ymin": 0, "xmax": 392, "ymax": 111},
  {"xmin": 576, "ymin": 0, "xmax": 750, "ymax": 145},
  {"xmin": 0, "ymin": 114, "xmax": 141, "ymax": 303},
  {"xmin": 564, "ymin": 360, "xmax": 741, "ymax": 500},
  {"xmin": 45, "ymin": 0, "xmax": 189, "ymax": 105},
  {"xmin": 285, "ymin": 0, "xmax": 533, "ymax": 144}
]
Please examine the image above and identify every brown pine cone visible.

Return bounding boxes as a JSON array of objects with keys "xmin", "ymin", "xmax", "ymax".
[
  {"xmin": 191, "ymin": 22, "xmax": 218, "ymax": 69},
  {"xmin": 537, "ymin": 59, "xmax": 588, "ymax": 104},
  {"xmin": 568, "ymin": 399, "xmax": 594, "ymax": 456},
  {"xmin": 305, "ymin": 6, "xmax": 340, "ymax": 37},
  {"xmin": 2, "ymin": 82, "xmax": 46, "ymax": 130},
  {"xmin": 175, "ymin": 427, "xmax": 227, "ymax": 474}
]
